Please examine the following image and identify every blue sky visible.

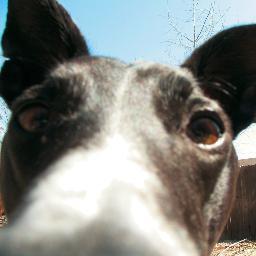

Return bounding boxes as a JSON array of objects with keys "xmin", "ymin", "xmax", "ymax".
[
  {"xmin": 1, "ymin": 0, "xmax": 256, "ymax": 65},
  {"xmin": 1, "ymin": 0, "xmax": 256, "ymax": 158}
]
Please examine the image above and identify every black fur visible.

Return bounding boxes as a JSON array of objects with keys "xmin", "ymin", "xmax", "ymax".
[{"xmin": 0, "ymin": 0, "xmax": 255, "ymax": 255}]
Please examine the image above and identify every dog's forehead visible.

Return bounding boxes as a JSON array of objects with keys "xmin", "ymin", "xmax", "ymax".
[
  {"xmin": 44, "ymin": 57, "xmax": 202, "ymax": 146},
  {"xmin": 51, "ymin": 57, "xmax": 127, "ymax": 91},
  {"xmin": 51, "ymin": 56, "xmax": 197, "ymax": 102}
]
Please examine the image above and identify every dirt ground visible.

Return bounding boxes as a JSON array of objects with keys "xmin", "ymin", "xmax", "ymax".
[
  {"xmin": 0, "ymin": 215, "xmax": 7, "ymax": 227},
  {"xmin": 212, "ymin": 241, "xmax": 256, "ymax": 256}
]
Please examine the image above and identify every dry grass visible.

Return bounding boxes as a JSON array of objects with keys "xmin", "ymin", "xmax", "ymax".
[{"xmin": 212, "ymin": 241, "xmax": 256, "ymax": 256}]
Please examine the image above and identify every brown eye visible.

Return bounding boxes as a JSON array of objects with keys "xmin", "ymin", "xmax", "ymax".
[
  {"xmin": 187, "ymin": 116, "xmax": 224, "ymax": 145},
  {"xmin": 18, "ymin": 105, "xmax": 49, "ymax": 133}
]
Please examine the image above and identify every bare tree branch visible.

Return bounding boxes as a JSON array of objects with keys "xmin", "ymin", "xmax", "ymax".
[
  {"xmin": 167, "ymin": 14, "xmax": 194, "ymax": 43},
  {"xmin": 166, "ymin": 0, "xmax": 229, "ymax": 60},
  {"xmin": 196, "ymin": 7, "xmax": 212, "ymax": 42}
]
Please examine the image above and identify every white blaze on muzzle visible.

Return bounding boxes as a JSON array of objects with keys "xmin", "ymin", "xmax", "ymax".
[{"xmin": 8, "ymin": 135, "xmax": 199, "ymax": 256}]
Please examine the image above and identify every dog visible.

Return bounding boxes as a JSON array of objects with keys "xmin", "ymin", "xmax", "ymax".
[{"xmin": 0, "ymin": 0, "xmax": 255, "ymax": 255}]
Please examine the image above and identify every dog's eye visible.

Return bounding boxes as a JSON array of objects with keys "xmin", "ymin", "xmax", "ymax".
[
  {"xmin": 187, "ymin": 115, "xmax": 224, "ymax": 145},
  {"xmin": 18, "ymin": 105, "xmax": 49, "ymax": 133}
]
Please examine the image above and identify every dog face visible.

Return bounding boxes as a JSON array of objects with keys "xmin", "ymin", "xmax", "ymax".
[{"xmin": 0, "ymin": 1, "xmax": 256, "ymax": 255}]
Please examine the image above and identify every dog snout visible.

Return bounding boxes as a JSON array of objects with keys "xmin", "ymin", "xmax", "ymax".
[
  {"xmin": 0, "ymin": 186, "xmax": 199, "ymax": 256},
  {"xmin": 0, "ymin": 137, "xmax": 199, "ymax": 256}
]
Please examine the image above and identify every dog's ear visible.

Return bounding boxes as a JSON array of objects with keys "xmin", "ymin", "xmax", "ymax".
[
  {"xmin": 182, "ymin": 25, "xmax": 256, "ymax": 136},
  {"xmin": 0, "ymin": 0, "xmax": 89, "ymax": 106}
]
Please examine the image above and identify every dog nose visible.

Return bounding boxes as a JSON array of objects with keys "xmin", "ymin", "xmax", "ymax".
[
  {"xmin": 0, "ymin": 183, "xmax": 199, "ymax": 256},
  {"xmin": 73, "ymin": 184, "xmax": 200, "ymax": 256},
  {"xmin": 0, "ymin": 138, "xmax": 200, "ymax": 256}
]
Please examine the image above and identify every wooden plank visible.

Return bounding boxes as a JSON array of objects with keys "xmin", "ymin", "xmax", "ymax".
[{"xmin": 221, "ymin": 159, "xmax": 256, "ymax": 240}]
